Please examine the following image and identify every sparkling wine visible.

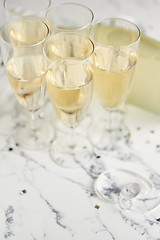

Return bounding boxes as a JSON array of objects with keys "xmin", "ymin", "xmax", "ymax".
[
  {"xmin": 94, "ymin": 47, "xmax": 137, "ymax": 109},
  {"xmin": 92, "ymin": 25, "xmax": 138, "ymax": 47},
  {"xmin": 6, "ymin": 55, "xmax": 46, "ymax": 111},
  {"xmin": 46, "ymin": 59, "xmax": 93, "ymax": 127},
  {"xmin": 9, "ymin": 19, "xmax": 48, "ymax": 46},
  {"xmin": 91, "ymin": 24, "xmax": 138, "ymax": 109}
]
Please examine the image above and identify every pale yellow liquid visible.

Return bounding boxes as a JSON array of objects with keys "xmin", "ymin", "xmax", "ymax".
[
  {"xmin": 44, "ymin": 33, "xmax": 93, "ymax": 62},
  {"xmin": 92, "ymin": 25, "xmax": 138, "ymax": 109},
  {"xmin": 6, "ymin": 55, "xmax": 46, "ymax": 111},
  {"xmin": 128, "ymin": 34, "xmax": 160, "ymax": 115},
  {"xmin": 9, "ymin": 19, "xmax": 48, "ymax": 46},
  {"xmin": 46, "ymin": 59, "xmax": 93, "ymax": 127},
  {"xmin": 94, "ymin": 46, "xmax": 137, "ymax": 109},
  {"xmin": 92, "ymin": 25, "xmax": 139, "ymax": 47}
]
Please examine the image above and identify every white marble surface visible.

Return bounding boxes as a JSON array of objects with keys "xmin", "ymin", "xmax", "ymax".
[{"xmin": 1, "ymin": 0, "xmax": 160, "ymax": 239}]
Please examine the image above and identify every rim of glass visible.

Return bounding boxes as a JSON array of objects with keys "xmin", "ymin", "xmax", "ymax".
[
  {"xmin": 0, "ymin": 16, "xmax": 50, "ymax": 48},
  {"xmin": 90, "ymin": 17, "xmax": 141, "ymax": 48},
  {"xmin": 43, "ymin": 32, "xmax": 95, "ymax": 65},
  {"xmin": 45, "ymin": 2, "xmax": 94, "ymax": 32},
  {"xmin": 3, "ymin": 0, "xmax": 52, "ymax": 17}
]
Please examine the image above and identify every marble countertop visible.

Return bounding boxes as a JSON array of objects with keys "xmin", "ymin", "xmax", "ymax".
[{"xmin": 1, "ymin": 0, "xmax": 160, "ymax": 239}]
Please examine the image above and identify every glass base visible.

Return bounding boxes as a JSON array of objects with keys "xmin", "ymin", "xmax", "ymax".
[
  {"xmin": 49, "ymin": 132, "xmax": 93, "ymax": 168},
  {"xmin": 88, "ymin": 117, "xmax": 130, "ymax": 151},
  {"xmin": 95, "ymin": 168, "xmax": 160, "ymax": 212},
  {"xmin": 16, "ymin": 119, "xmax": 55, "ymax": 150}
]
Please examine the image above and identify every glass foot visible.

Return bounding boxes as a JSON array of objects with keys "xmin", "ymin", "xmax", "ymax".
[
  {"xmin": 49, "ymin": 132, "xmax": 93, "ymax": 168},
  {"xmin": 95, "ymin": 168, "xmax": 160, "ymax": 212},
  {"xmin": 88, "ymin": 117, "xmax": 130, "ymax": 151},
  {"xmin": 16, "ymin": 119, "xmax": 55, "ymax": 150}
]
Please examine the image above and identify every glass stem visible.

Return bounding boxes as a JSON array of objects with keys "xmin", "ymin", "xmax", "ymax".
[
  {"xmin": 106, "ymin": 109, "xmax": 115, "ymax": 133},
  {"xmin": 67, "ymin": 126, "xmax": 76, "ymax": 149},
  {"xmin": 106, "ymin": 107, "xmax": 125, "ymax": 133},
  {"xmin": 104, "ymin": 109, "xmax": 123, "ymax": 148},
  {"xmin": 30, "ymin": 111, "xmax": 38, "ymax": 132},
  {"xmin": 108, "ymin": 110, "xmax": 112, "ymax": 132}
]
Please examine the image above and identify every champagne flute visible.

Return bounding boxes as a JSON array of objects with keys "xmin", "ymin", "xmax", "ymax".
[
  {"xmin": 43, "ymin": 32, "xmax": 94, "ymax": 168},
  {"xmin": 3, "ymin": 0, "xmax": 53, "ymax": 120},
  {"xmin": 90, "ymin": 18, "xmax": 160, "ymax": 211},
  {"xmin": 0, "ymin": 17, "xmax": 54, "ymax": 150},
  {"xmin": 89, "ymin": 18, "xmax": 140, "ymax": 151},
  {"xmin": 45, "ymin": 2, "xmax": 94, "ymax": 135}
]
